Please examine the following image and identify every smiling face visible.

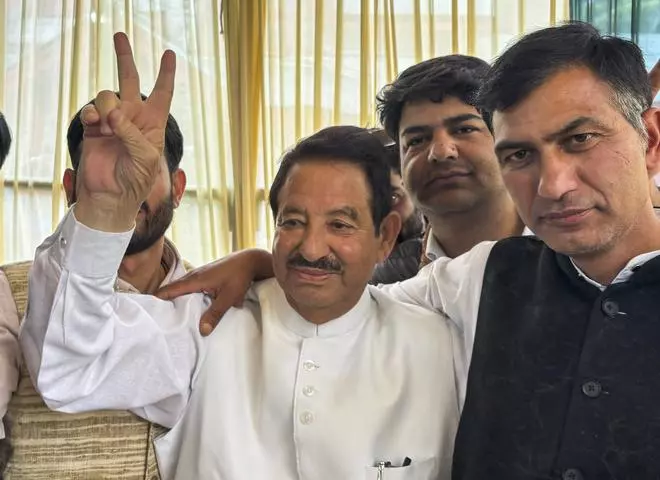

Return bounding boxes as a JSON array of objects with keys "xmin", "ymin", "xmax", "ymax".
[
  {"xmin": 272, "ymin": 160, "xmax": 398, "ymax": 324},
  {"xmin": 494, "ymin": 66, "xmax": 656, "ymax": 258},
  {"xmin": 398, "ymin": 96, "xmax": 506, "ymax": 218}
]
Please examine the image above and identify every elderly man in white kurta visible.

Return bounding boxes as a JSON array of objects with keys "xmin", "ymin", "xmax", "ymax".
[{"xmin": 20, "ymin": 35, "xmax": 459, "ymax": 480}]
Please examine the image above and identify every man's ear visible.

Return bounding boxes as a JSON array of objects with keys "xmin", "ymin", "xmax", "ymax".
[
  {"xmin": 376, "ymin": 211, "xmax": 402, "ymax": 263},
  {"xmin": 62, "ymin": 168, "xmax": 76, "ymax": 207},
  {"xmin": 644, "ymin": 108, "xmax": 660, "ymax": 177},
  {"xmin": 171, "ymin": 169, "xmax": 187, "ymax": 208}
]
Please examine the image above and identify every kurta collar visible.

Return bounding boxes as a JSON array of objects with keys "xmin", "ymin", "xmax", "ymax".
[
  {"xmin": 425, "ymin": 226, "xmax": 535, "ymax": 261},
  {"xmin": 569, "ymin": 250, "xmax": 660, "ymax": 291},
  {"xmin": 259, "ymin": 279, "xmax": 373, "ymax": 339}
]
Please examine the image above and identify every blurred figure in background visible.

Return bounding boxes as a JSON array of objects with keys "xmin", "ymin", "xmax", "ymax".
[
  {"xmin": 0, "ymin": 112, "xmax": 20, "ymax": 476},
  {"xmin": 371, "ymin": 143, "xmax": 425, "ymax": 284}
]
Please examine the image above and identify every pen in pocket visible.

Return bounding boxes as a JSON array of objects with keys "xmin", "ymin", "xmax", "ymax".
[{"xmin": 375, "ymin": 457, "xmax": 413, "ymax": 478}]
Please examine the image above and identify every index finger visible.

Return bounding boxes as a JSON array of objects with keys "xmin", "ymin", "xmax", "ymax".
[
  {"xmin": 650, "ymin": 59, "xmax": 660, "ymax": 100},
  {"xmin": 114, "ymin": 32, "xmax": 141, "ymax": 103},
  {"xmin": 146, "ymin": 49, "xmax": 176, "ymax": 122},
  {"xmin": 155, "ymin": 272, "xmax": 204, "ymax": 300}
]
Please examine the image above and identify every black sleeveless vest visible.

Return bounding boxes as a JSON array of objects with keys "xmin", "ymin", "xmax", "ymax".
[{"xmin": 452, "ymin": 237, "xmax": 660, "ymax": 480}]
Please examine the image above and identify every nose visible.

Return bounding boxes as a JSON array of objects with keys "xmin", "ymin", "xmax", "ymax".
[
  {"xmin": 297, "ymin": 223, "xmax": 331, "ymax": 262},
  {"xmin": 428, "ymin": 130, "xmax": 458, "ymax": 163},
  {"xmin": 537, "ymin": 151, "xmax": 579, "ymax": 200}
]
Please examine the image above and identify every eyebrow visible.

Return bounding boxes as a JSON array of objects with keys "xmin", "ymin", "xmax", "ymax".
[
  {"xmin": 328, "ymin": 207, "xmax": 359, "ymax": 220},
  {"xmin": 494, "ymin": 116, "xmax": 610, "ymax": 154},
  {"xmin": 542, "ymin": 116, "xmax": 610, "ymax": 143},
  {"xmin": 280, "ymin": 206, "xmax": 306, "ymax": 217},
  {"xmin": 400, "ymin": 113, "xmax": 484, "ymax": 137}
]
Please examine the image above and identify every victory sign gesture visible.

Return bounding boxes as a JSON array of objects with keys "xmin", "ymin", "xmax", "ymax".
[{"xmin": 74, "ymin": 33, "xmax": 176, "ymax": 233}]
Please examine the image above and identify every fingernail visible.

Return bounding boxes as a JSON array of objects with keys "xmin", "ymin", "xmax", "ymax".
[{"xmin": 200, "ymin": 323, "xmax": 213, "ymax": 336}]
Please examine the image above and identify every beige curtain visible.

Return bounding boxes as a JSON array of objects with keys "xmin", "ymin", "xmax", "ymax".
[
  {"xmin": 0, "ymin": 0, "xmax": 568, "ymax": 263},
  {"xmin": 252, "ymin": 0, "xmax": 570, "ymax": 249},
  {"xmin": 1, "ymin": 0, "xmax": 233, "ymax": 265}
]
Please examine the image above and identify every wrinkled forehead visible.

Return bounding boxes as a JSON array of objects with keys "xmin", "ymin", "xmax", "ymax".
[{"xmin": 491, "ymin": 67, "xmax": 618, "ymax": 144}]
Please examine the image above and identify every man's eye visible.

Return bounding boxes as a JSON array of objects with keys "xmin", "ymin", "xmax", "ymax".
[
  {"xmin": 391, "ymin": 193, "xmax": 402, "ymax": 205},
  {"xmin": 501, "ymin": 150, "xmax": 531, "ymax": 167},
  {"xmin": 573, "ymin": 133, "xmax": 593, "ymax": 143},
  {"xmin": 406, "ymin": 136, "xmax": 424, "ymax": 147},
  {"xmin": 278, "ymin": 219, "xmax": 303, "ymax": 228},
  {"xmin": 454, "ymin": 126, "xmax": 478, "ymax": 135},
  {"xmin": 569, "ymin": 132, "xmax": 596, "ymax": 146},
  {"xmin": 330, "ymin": 221, "xmax": 352, "ymax": 231},
  {"xmin": 563, "ymin": 132, "xmax": 599, "ymax": 152}
]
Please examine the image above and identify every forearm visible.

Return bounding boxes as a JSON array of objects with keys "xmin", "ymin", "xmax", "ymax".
[
  {"xmin": 244, "ymin": 248, "xmax": 275, "ymax": 281},
  {"xmin": 73, "ymin": 196, "xmax": 137, "ymax": 233},
  {"xmin": 20, "ymin": 209, "xmax": 204, "ymax": 427}
]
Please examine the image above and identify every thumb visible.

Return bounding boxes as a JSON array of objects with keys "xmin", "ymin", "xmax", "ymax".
[{"xmin": 199, "ymin": 297, "xmax": 235, "ymax": 336}]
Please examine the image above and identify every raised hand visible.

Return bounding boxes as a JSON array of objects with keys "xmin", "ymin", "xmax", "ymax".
[{"xmin": 74, "ymin": 33, "xmax": 176, "ymax": 232}]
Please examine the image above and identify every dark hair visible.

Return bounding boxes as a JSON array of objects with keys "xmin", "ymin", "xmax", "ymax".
[
  {"xmin": 376, "ymin": 55, "xmax": 491, "ymax": 141},
  {"xmin": 479, "ymin": 22, "xmax": 652, "ymax": 136},
  {"xmin": 384, "ymin": 144, "xmax": 401, "ymax": 176},
  {"xmin": 67, "ymin": 93, "xmax": 184, "ymax": 173},
  {"xmin": 0, "ymin": 112, "xmax": 11, "ymax": 168},
  {"xmin": 268, "ymin": 126, "xmax": 393, "ymax": 233}
]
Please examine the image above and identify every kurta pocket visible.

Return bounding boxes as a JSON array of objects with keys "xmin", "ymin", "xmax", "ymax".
[{"xmin": 364, "ymin": 457, "xmax": 439, "ymax": 480}]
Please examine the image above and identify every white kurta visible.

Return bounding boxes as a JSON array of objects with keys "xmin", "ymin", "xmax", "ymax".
[
  {"xmin": 21, "ymin": 209, "xmax": 460, "ymax": 480},
  {"xmin": 157, "ymin": 279, "xmax": 460, "ymax": 480}
]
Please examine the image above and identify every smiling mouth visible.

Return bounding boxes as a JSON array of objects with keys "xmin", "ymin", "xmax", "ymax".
[{"xmin": 291, "ymin": 267, "xmax": 338, "ymax": 281}]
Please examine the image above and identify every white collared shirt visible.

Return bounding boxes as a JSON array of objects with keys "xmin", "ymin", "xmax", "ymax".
[
  {"xmin": 21, "ymin": 209, "xmax": 460, "ymax": 480},
  {"xmin": 424, "ymin": 226, "xmax": 535, "ymax": 261}
]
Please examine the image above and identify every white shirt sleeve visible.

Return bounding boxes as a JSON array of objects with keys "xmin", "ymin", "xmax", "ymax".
[
  {"xmin": 378, "ymin": 241, "xmax": 496, "ymax": 397},
  {"xmin": 0, "ymin": 272, "xmax": 20, "ymax": 439},
  {"xmin": 19, "ymin": 208, "xmax": 209, "ymax": 428}
]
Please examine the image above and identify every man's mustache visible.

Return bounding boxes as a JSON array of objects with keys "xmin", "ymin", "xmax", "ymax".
[{"xmin": 287, "ymin": 254, "xmax": 342, "ymax": 273}]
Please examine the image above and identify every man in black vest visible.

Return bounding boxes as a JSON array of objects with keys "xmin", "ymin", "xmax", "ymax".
[
  {"xmin": 440, "ymin": 22, "xmax": 660, "ymax": 480},
  {"xmin": 157, "ymin": 22, "xmax": 660, "ymax": 478}
]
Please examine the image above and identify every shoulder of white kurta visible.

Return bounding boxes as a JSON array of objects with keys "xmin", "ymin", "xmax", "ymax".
[{"xmin": 367, "ymin": 285, "xmax": 454, "ymax": 334}]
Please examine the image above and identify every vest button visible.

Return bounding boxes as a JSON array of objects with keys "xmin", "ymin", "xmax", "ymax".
[
  {"xmin": 601, "ymin": 299, "xmax": 619, "ymax": 317},
  {"xmin": 581, "ymin": 380, "xmax": 602, "ymax": 398},
  {"xmin": 562, "ymin": 468, "xmax": 584, "ymax": 480}
]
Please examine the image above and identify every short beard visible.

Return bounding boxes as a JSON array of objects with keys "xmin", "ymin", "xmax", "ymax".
[
  {"xmin": 125, "ymin": 194, "xmax": 175, "ymax": 256},
  {"xmin": 398, "ymin": 209, "xmax": 425, "ymax": 242}
]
